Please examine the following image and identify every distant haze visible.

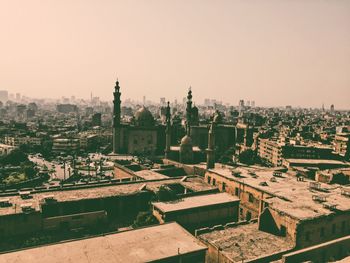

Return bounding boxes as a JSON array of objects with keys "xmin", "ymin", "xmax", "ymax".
[{"xmin": 0, "ymin": 0, "xmax": 349, "ymax": 108}]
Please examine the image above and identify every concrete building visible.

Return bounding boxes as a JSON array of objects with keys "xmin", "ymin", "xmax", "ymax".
[
  {"xmin": 0, "ymin": 144, "xmax": 15, "ymax": 155},
  {"xmin": 203, "ymin": 165, "xmax": 350, "ymax": 250},
  {"xmin": 258, "ymin": 138, "xmax": 338, "ymax": 167},
  {"xmin": 334, "ymin": 133, "xmax": 350, "ymax": 157},
  {"xmin": 153, "ymin": 193, "xmax": 239, "ymax": 229},
  {"xmin": 0, "ymin": 223, "xmax": 207, "ymax": 263},
  {"xmin": 4, "ymin": 136, "xmax": 42, "ymax": 147},
  {"xmin": 0, "ymin": 176, "xmax": 214, "ymax": 239},
  {"xmin": 52, "ymin": 138, "xmax": 80, "ymax": 153}
]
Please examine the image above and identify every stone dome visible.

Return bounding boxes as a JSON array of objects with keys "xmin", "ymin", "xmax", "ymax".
[
  {"xmin": 180, "ymin": 135, "xmax": 193, "ymax": 146},
  {"xmin": 134, "ymin": 106, "xmax": 154, "ymax": 127}
]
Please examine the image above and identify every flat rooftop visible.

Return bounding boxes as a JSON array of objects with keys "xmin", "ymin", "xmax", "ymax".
[
  {"xmin": 0, "ymin": 222, "xmax": 207, "ymax": 263},
  {"xmin": 208, "ymin": 165, "xmax": 350, "ymax": 220},
  {"xmin": 153, "ymin": 193, "xmax": 239, "ymax": 213},
  {"xmin": 285, "ymin": 159, "xmax": 349, "ymax": 165},
  {"xmin": 134, "ymin": 170, "xmax": 169, "ymax": 180},
  {"xmin": 0, "ymin": 177, "xmax": 215, "ymax": 216},
  {"xmin": 198, "ymin": 223, "xmax": 293, "ymax": 263}
]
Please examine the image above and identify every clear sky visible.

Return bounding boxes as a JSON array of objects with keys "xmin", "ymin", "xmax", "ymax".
[{"xmin": 0, "ymin": 0, "xmax": 349, "ymax": 108}]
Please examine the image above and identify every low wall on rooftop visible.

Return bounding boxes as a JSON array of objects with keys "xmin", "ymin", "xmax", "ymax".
[{"xmin": 282, "ymin": 235, "xmax": 350, "ymax": 263}]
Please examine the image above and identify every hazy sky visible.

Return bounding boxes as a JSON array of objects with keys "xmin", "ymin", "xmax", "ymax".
[{"xmin": 1, "ymin": 0, "xmax": 349, "ymax": 108}]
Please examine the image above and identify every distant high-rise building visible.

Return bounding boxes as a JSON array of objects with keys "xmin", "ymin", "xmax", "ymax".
[
  {"xmin": 330, "ymin": 104, "xmax": 335, "ymax": 113},
  {"xmin": 247, "ymin": 100, "xmax": 251, "ymax": 107},
  {"xmin": 15, "ymin": 93, "xmax": 21, "ymax": 101},
  {"xmin": 0, "ymin": 90, "xmax": 8, "ymax": 102},
  {"xmin": 238, "ymin": 99, "xmax": 245, "ymax": 112},
  {"xmin": 143, "ymin": 96, "xmax": 146, "ymax": 105},
  {"xmin": 160, "ymin": 97, "xmax": 166, "ymax": 105},
  {"xmin": 251, "ymin": 101, "xmax": 255, "ymax": 108}
]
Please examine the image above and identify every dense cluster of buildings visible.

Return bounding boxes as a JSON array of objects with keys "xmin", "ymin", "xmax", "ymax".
[{"xmin": 0, "ymin": 81, "xmax": 349, "ymax": 262}]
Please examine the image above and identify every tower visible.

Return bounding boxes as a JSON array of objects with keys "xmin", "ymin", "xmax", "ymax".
[
  {"xmin": 113, "ymin": 79, "xmax": 121, "ymax": 153},
  {"xmin": 345, "ymin": 136, "xmax": 350, "ymax": 162},
  {"xmin": 185, "ymin": 88, "xmax": 193, "ymax": 136},
  {"xmin": 206, "ymin": 112, "xmax": 220, "ymax": 169},
  {"xmin": 165, "ymin": 101, "xmax": 171, "ymax": 158},
  {"xmin": 180, "ymin": 88, "xmax": 194, "ymax": 164}
]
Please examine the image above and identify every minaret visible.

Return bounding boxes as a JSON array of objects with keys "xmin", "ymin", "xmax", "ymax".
[
  {"xmin": 206, "ymin": 119, "xmax": 216, "ymax": 169},
  {"xmin": 185, "ymin": 88, "xmax": 193, "ymax": 136},
  {"xmin": 345, "ymin": 137, "xmax": 350, "ymax": 162},
  {"xmin": 113, "ymin": 79, "xmax": 121, "ymax": 153},
  {"xmin": 165, "ymin": 101, "xmax": 171, "ymax": 159}
]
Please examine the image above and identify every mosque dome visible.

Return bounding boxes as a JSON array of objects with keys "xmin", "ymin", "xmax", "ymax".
[
  {"xmin": 135, "ymin": 106, "xmax": 154, "ymax": 127},
  {"xmin": 180, "ymin": 135, "xmax": 193, "ymax": 146}
]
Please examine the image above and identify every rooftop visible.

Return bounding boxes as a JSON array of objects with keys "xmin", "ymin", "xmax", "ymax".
[
  {"xmin": 153, "ymin": 193, "xmax": 239, "ymax": 213},
  {"xmin": 0, "ymin": 222, "xmax": 207, "ymax": 263},
  {"xmin": 198, "ymin": 222, "xmax": 293, "ymax": 263},
  {"xmin": 208, "ymin": 165, "xmax": 350, "ymax": 220},
  {"xmin": 285, "ymin": 159, "xmax": 348, "ymax": 165},
  {"xmin": 0, "ymin": 177, "xmax": 215, "ymax": 216},
  {"xmin": 134, "ymin": 170, "xmax": 168, "ymax": 180}
]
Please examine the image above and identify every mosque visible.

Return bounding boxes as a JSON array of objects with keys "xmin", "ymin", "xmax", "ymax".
[{"xmin": 112, "ymin": 79, "xmax": 253, "ymax": 167}]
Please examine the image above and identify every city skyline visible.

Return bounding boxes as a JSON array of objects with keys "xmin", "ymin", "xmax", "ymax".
[{"xmin": 1, "ymin": 0, "xmax": 350, "ymax": 108}]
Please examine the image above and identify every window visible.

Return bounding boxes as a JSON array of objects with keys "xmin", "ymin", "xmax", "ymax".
[
  {"xmin": 212, "ymin": 178, "xmax": 216, "ymax": 186},
  {"xmin": 222, "ymin": 182, "xmax": 226, "ymax": 191},
  {"xmin": 320, "ymin": 227, "xmax": 325, "ymax": 238},
  {"xmin": 239, "ymin": 208, "xmax": 243, "ymax": 215},
  {"xmin": 207, "ymin": 176, "xmax": 211, "ymax": 184},
  {"xmin": 246, "ymin": 211, "xmax": 252, "ymax": 221},
  {"xmin": 235, "ymin": 187, "xmax": 240, "ymax": 196},
  {"xmin": 248, "ymin": 193, "xmax": 254, "ymax": 203},
  {"xmin": 133, "ymin": 139, "xmax": 138, "ymax": 144}
]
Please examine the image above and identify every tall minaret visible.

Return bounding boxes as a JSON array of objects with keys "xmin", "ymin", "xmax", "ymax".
[
  {"xmin": 206, "ymin": 119, "xmax": 216, "ymax": 169},
  {"xmin": 185, "ymin": 88, "xmax": 193, "ymax": 136},
  {"xmin": 165, "ymin": 101, "xmax": 171, "ymax": 159},
  {"xmin": 113, "ymin": 79, "xmax": 121, "ymax": 153}
]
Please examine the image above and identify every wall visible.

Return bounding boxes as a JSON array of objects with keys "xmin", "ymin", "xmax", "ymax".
[
  {"xmin": 43, "ymin": 210, "xmax": 107, "ymax": 231},
  {"xmin": 282, "ymin": 235, "xmax": 350, "ymax": 263},
  {"xmin": 156, "ymin": 202, "xmax": 239, "ymax": 230},
  {"xmin": 0, "ymin": 212, "xmax": 42, "ymax": 238},
  {"xmin": 205, "ymin": 170, "xmax": 272, "ymax": 221}
]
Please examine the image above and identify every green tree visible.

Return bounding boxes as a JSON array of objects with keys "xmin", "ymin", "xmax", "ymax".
[
  {"xmin": 238, "ymin": 149, "xmax": 257, "ymax": 165},
  {"xmin": 24, "ymin": 166, "xmax": 36, "ymax": 178},
  {"xmin": 132, "ymin": 211, "xmax": 158, "ymax": 228},
  {"xmin": 0, "ymin": 149, "xmax": 28, "ymax": 166}
]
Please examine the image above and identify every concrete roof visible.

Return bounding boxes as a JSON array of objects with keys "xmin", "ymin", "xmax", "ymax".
[
  {"xmin": 0, "ymin": 222, "xmax": 207, "ymax": 263},
  {"xmin": 198, "ymin": 222, "xmax": 293, "ymax": 263},
  {"xmin": 153, "ymin": 193, "xmax": 239, "ymax": 213},
  {"xmin": 0, "ymin": 177, "xmax": 215, "ymax": 216},
  {"xmin": 285, "ymin": 159, "xmax": 348, "ymax": 165},
  {"xmin": 134, "ymin": 170, "xmax": 168, "ymax": 180},
  {"xmin": 208, "ymin": 165, "xmax": 350, "ymax": 220}
]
